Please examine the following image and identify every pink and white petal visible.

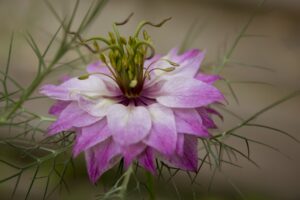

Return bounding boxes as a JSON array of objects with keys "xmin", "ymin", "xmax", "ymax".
[
  {"xmin": 165, "ymin": 48, "xmax": 199, "ymax": 63},
  {"xmin": 122, "ymin": 143, "xmax": 146, "ymax": 168},
  {"xmin": 156, "ymin": 77, "xmax": 224, "ymax": 108},
  {"xmin": 48, "ymin": 102, "xmax": 101, "ymax": 135},
  {"xmin": 206, "ymin": 107, "xmax": 223, "ymax": 121},
  {"xmin": 176, "ymin": 133, "xmax": 185, "ymax": 156},
  {"xmin": 40, "ymin": 75, "xmax": 114, "ymax": 101},
  {"xmin": 102, "ymin": 79, "xmax": 122, "ymax": 96},
  {"xmin": 60, "ymin": 75, "xmax": 115, "ymax": 97},
  {"xmin": 142, "ymin": 79, "xmax": 166, "ymax": 98},
  {"xmin": 73, "ymin": 119, "xmax": 111, "ymax": 157},
  {"xmin": 195, "ymin": 73, "xmax": 221, "ymax": 84},
  {"xmin": 48, "ymin": 101, "xmax": 70, "ymax": 116},
  {"xmin": 144, "ymin": 103, "xmax": 177, "ymax": 155},
  {"xmin": 165, "ymin": 47, "xmax": 179, "ymax": 58},
  {"xmin": 168, "ymin": 48, "xmax": 205, "ymax": 77},
  {"xmin": 153, "ymin": 48, "xmax": 205, "ymax": 78},
  {"xmin": 40, "ymin": 84, "xmax": 72, "ymax": 101},
  {"xmin": 86, "ymin": 61, "xmax": 123, "ymax": 89},
  {"xmin": 144, "ymin": 55, "xmax": 162, "ymax": 71},
  {"xmin": 78, "ymin": 97, "xmax": 118, "ymax": 118},
  {"xmin": 164, "ymin": 135, "xmax": 198, "ymax": 172},
  {"xmin": 138, "ymin": 148, "xmax": 156, "ymax": 174},
  {"xmin": 85, "ymin": 138, "xmax": 121, "ymax": 183},
  {"xmin": 197, "ymin": 107, "xmax": 217, "ymax": 129},
  {"xmin": 143, "ymin": 49, "xmax": 204, "ymax": 87},
  {"xmin": 107, "ymin": 104, "xmax": 152, "ymax": 146},
  {"xmin": 174, "ymin": 108, "xmax": 210, "ymax": 137},
  {"xmin": 86, "ymin": 61, "xmax": 110, "ymax": 74},
  {"xmin": 59, "ymin": 75, "xmax": 71, "ymax": 83}
]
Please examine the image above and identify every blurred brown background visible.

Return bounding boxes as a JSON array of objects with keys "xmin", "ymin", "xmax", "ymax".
[{"xmin": 0, "ymin": 0, "xmax": 300, "ymax": 199}]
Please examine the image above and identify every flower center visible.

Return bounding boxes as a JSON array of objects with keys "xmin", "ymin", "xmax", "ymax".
[{"xmin": 73, "ymin": 14, "xmax": 178, "ymax": 98}]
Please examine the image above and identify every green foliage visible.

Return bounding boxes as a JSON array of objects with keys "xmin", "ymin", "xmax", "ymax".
[{"xmin": 0, "ymin": 0, "xmax": 108, "ymax": 199}]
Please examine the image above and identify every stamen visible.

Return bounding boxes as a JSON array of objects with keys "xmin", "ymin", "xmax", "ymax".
[
  {"xmin": 78, "ymin": 72, "xmax": 117, "ymax": 83},
  {"xmin": 70, "ymin": 16, "xmax": 173, "ymax": 99},
  {"xmin": 148, "ymin": 67, "xmax": 176, "ymax": 74},
  {"xmin": 134, "ymin": 41, "xmax": 155, "ymax": 59},
  {"xmin": 112, "ymin": 24, "xmax": 124, "ymax": 53},
  {"xmin": 143, "ymin": 67, "xmax": 175, "ymax": 82},
  {"xmin": 143, "ymin": 58, "xmax": 179, "ymax": 81},
  {"xmin": 160, "ymin": 59, "xmax": 180, "ymax": 66}
]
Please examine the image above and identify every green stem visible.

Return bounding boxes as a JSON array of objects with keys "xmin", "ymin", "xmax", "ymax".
[
  {"xmin": 213, "ymin": 91, "xmax": 300, "ymax": 139},
  {"xmin": 119, "ymin": 166, "xmax": 133, "ymax": 199},
  {"xmin": 146, "ymin": 171, "xmax": 155, "ymax": 200},
  {"xmin": 1, "ymin": 66, "xmax": 52, "ymax": 122},
  {"xmin": 1, "ymin": 40, "xmax": 69, "ymax": 122}
]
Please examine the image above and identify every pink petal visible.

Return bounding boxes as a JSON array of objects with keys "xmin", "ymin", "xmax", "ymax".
[
  {"xmin": 156, "ymin": 77, "xmax": 224, "ymax": 108},
  {"xmin": 174, "ymin": 108, "xmax": 210, "ymax": 137},
  {"xmin": 78, "ymin": 96, "xmax": 117, "ymax": 118},
  {"xmin": 195, "ymin": 73, "xmax": 221, "ymax": 84},
  {"xmin": 48, "ymin": 101, "xmax": 70, "ymax": 116},
  {"xmin": 164, "ymin": 134, "xmax": 198, "ymax": 172},
  {"xmin": 154, "ymin": 48, "xmax": 205, "ymax": 78},
  {"xmin": 122, "ymin": 143, "xmax": 146, "ymax": 168},
  {"xmin": 176, "ymin": 133, "xmax": 185, "ymax": 156},
  {"xmin": 206, "ymin": 107, "xmax": 223, "ymax": 121},
  {"xmin": 138, "ymin": 148, "xmax": 156, "ymax": 174},
  {"xmin": 73, "ymin": 119, "xmax": 111, "ymax": 157},
  {"xmin": 166, "ymin": 48, "xmax": 205, "ymax": 77},
  {"xmin": 144, "ymin": 55, "xmax": 162, "ymax": 71},
  {"xmin": 107, "ymin": 104, "xmax": 152, "ymax": 146},
  {"xmin": 40, "ymin": 75, "xmax": 112, "ymax": 101},
  {"xmin": 197, "ymin": 107, "xmax": 217, "ymax": 129},
  {"xmin": 40, "ymin": 84, "xmax": 71, "ymax": 101},
  {"xmin": 86, "ymin": 61, "xmax": 110, "ymax": 74},
  {"xmin": 59, "ymin": 75, "xmax": 71, "ymax": 83},
  {"xmin": 144, "ymin": 103, "xmax": 177, "ymax": 155},
  {"xmin": 143, "ymin": 49, "xmax": 205, "ymax": 87},
  {"xmin": 85, "ymin": 138, "xmax": 121, "ymax": 183},
  {"xmin": 48, "ymin": 102, "xmax": 101, "ymax": 135},
  {"xmin": 86, "ymin": 62, "xmax": 123, "ymax": 88}
]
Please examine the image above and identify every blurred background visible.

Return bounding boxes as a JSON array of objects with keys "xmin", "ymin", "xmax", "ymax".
[{"xmin": 0, "ymin": 0, "xmax": 300, "ymax": 199}]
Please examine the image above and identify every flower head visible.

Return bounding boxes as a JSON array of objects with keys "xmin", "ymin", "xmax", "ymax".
[{"xmin": 40, "ymin": 18, "xmax": 224, "ymax": 183}]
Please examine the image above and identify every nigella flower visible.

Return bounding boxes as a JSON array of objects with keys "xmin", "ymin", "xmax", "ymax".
[{"xmin": 40, "ymin": 19, "xmax": 224, "ymax": 183}]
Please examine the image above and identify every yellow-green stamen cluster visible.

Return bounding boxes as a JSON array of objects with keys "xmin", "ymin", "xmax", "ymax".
[{"xmin": 74, "ymin": 15, "xmax": 174, "ymax": 99}]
